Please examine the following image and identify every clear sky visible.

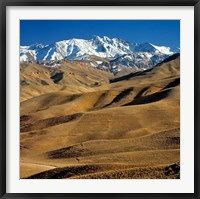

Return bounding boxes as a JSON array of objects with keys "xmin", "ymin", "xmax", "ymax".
[{"xmin": 20, "ymin": 20, "xmax": 180, "ymax": 47}]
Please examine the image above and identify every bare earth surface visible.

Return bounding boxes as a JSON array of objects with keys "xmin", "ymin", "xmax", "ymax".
[{"xmin": 20, "ymin": 55, "xmax": 180, "ymax": 179}]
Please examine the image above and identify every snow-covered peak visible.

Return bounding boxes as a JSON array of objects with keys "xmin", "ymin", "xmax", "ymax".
[
  {"xmin": 28, "ymin": 43, "xmax": 45, "ymax": 50},
  {"xmin": 20, "ymin": 36, "xmax": 179, "ymax": 62},
  {"xmin": 149, "ymin": 43, "xmax": 172, "ymax": 55}
]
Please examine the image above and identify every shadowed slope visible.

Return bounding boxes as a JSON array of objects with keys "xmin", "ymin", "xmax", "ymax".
[{"xmin": 27, "ymin": 162, "xmax": 180, "ymax": 179}]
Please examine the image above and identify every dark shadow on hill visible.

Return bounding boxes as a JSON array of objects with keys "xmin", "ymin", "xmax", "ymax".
[
  {"xmin": 162, "ymin": 78, "xmax": 180, "ymax": 90},
  {"xmin": 20, "ymin": 113, "xmax": 83, "ymax": 133},
  {"xmin": 27, "ymin": 165, "xmax": 102, "ymax": 179},
  {"xmin": 26, "ymin": 162, "xmax": 180, "ymax": 179},
  {"xmin": 123, "ymin": 89, "xmax": 171, "ymax": 106},
  {"xmin": 47, "ymin": 143, "xmax": 87, "ymax": 159},
  {"xmin": 51, "ymin": 71, "xmax": 64, "ymax": 83},
  {"xmin": 103, "ymin": 88, "xmax": 133, "ymax": 107}
]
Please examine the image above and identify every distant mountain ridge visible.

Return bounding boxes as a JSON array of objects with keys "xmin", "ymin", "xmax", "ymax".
[
  {"xmin": 20, "ymin": 36, "xmax": 180, "ymax": 74},
  {"xmin": 20, "ymin": 36, "xmax": 179, "ymax": 61}
]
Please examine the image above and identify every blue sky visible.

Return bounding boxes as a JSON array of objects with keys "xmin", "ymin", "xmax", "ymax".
[{"xmin": 20, "ymin": 20, "xmax": 180, "ymax": 47}]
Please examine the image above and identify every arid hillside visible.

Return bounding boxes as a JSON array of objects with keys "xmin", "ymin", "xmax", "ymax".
[{"xmin": 20, "ymin": 54, "xmax": 180, "ymax": 179}]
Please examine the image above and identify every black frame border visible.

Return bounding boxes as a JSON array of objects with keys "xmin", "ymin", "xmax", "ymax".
[{"xmin": 0, "ymin": 0, "xmax": 199, "ymax": 198}]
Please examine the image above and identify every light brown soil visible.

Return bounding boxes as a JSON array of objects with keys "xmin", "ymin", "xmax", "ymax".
[{"xmin": 20, "ymin": 56, "xmax": 180, "ymax": 179}]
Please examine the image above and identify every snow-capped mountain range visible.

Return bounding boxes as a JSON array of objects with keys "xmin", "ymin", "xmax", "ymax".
[{"xmin": 20, "ymin": 36, "xmax": 180, "ymax": 73}]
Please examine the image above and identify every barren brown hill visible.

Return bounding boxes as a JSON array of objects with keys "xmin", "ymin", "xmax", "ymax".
[
  {"xmin": 20, "ymin": 55, "xmax": 180, "ymax": 179},
  {"xmin": 20, "ymin": 61, "xmax": 113, "ymax": 102}
]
